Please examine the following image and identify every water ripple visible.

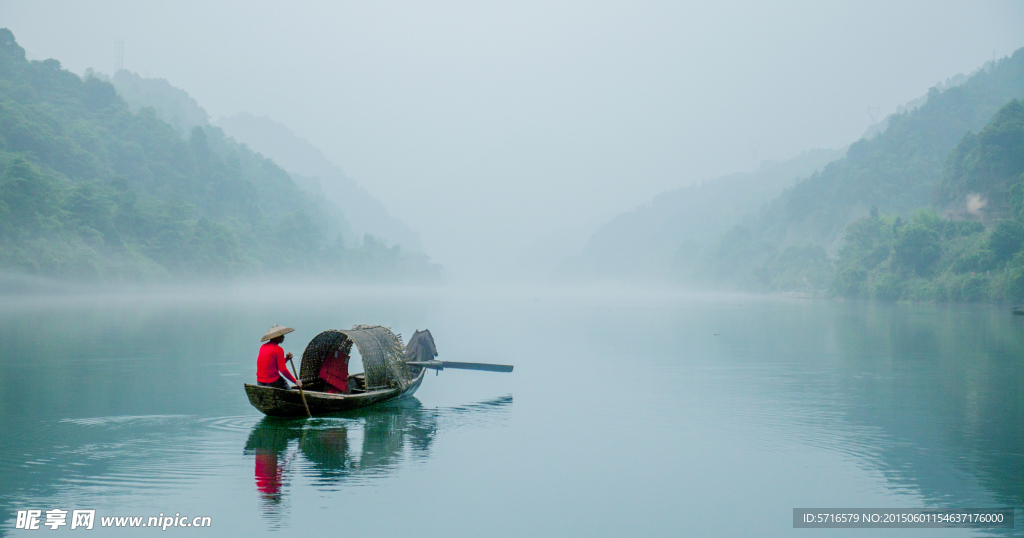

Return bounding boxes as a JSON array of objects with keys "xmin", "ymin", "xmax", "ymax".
[
  {"xmin": 200, "ymin": 415, "xmax": 265, "ymax": 433},
  {"xmin": 60, "ymin": 414, "xmax": 192, "ymax": 427}
]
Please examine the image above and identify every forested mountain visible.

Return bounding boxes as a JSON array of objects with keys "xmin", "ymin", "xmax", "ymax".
[
  {"xmin": 105, "ymin": 70, "xmax": 210, "ymax": 136},
  {"xmin": 747, "ymin": 51, "xmax": 1024, "ymax": 253},
  {"xmin": 934, "ymin": 99, "xmax": 1024, "ymax": 220},
  {"xmin": 100, "ymin": 74, "xmax": 422, "ymax": 252},
  {"xmin": 215, "ymin": 113, "xmax": 423, "ymax": 251},
  {"xmin": 104, "ymin": 70, "xmax": 358, "ymax": 248},
  {"xmin": 830, "ymin": 99, "xmax": 1024, "ymax": 302},
  {"xmin": 564, "ymin": 47, "xmax": 1024, "ymax": 302},
  {"xmin": 0, "ymin": 29, "xmax": 439, "ymax": 282},
  {"xmin": 560, "ymin": 148, "xmax": 843, "ymax": 280},
  {"xmin": 696, "ymin": 49, "xmax": 1024, "ymax": 294}
]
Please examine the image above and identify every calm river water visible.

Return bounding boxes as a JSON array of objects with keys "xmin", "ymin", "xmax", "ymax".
[{"xmin": 0, "ymin": 286, "xmax": 1022, "ymax": 536}]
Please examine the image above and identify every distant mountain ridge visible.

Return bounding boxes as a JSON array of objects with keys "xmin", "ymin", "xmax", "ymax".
[
  {"xmin": 752, "ymin": 50, "xmax": 1024, "ymax": 254},
  {"xmin": 696, "ymin": 48, "xmax": 1024, "ymax": 296},
  {"xmin": 561, "ymin": 148, "xmax": 844, "ymax": 280},
  {"xmin": 216, "ymin": 113, "xmax": 423, "ymax": 252},
  {"xmin": 104, "ymin": 71, "xmax": 421, "ymax": 251},
  {"xmin": 0, "ymin": 29, "xmax": 438, "ymax": 282},
  {"xmin": 105, "ymin": 70, "xmax": 210, "ymax": 135},
  {"xmin": 565, "ymin": 47, "xmax": 1024, "ymax": 294},
  {"xmin": 828, "ymin": 98, "xmax": 1024, "ymax": 302}
]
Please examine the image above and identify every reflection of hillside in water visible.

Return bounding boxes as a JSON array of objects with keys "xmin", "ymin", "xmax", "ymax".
[
  {"xmin": 832, "ymin": 305, "xmax": 1024, "ymax": 511},
  {"xmin": 244, "ymin": 396, "xmax": 512, "ymax": 520}
]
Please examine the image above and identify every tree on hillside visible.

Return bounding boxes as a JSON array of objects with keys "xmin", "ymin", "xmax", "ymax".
[
  {"xmin": 988, "ymin": 220, "xmax": 1024, "ymax": 262},
  {"xmin": 935, "ymin": 99, "xmax": 1024, "ymax": 218},
  {"xmin": 893, "ymin": 224, "xmax": 941, "ymax": 276}
]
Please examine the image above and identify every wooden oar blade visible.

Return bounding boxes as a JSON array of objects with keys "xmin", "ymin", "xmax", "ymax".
[
  {"xmin": 443, "ymin": 361, "xmax": 513, "ymax": 373},
  {"xmin": 406, "ymin": 360, "xmax": 513, "ymax": 373}
]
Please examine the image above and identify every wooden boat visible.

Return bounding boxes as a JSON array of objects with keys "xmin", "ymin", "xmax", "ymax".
[
  {"xmin": 245, "ymin": 368, "xmax": 427, "ymax": 417},
  {"xmin": 245, "ymin": 325, "xmax": 511, "ymax": 417},
  {"xmin": 1013, "ymin": 308, "xmax": 1024, "ymax": 316}
]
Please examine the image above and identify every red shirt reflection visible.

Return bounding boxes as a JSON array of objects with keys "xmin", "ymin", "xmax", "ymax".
[{"xmin": 254, "ymin": 451, "xmax": 283, "ymax": 497}]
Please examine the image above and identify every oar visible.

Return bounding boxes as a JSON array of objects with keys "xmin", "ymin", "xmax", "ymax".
[
  {"xmin": 406, "ymin": 360, "xmax": 513, "ymax": 373},
  {"xmin": 287, "ymin": 356, "xmax": 312, "ymax": 418}
]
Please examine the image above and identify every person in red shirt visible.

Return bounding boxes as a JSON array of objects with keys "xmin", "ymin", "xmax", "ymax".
[
  {"xmin": 319, "ymin": 346, "xmax": 350, "ymax": 393},
  {"xmin": 257, "ymin": 325, "xmax": 302, "ymax": 390}
]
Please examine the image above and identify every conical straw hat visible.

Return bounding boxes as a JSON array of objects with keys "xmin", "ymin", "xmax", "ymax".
[{"xmin": 261, "ymin": 325, "xmax": 294, "ymax": 342}]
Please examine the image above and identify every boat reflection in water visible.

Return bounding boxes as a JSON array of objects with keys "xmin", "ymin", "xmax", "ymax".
[{"xmin": 244, "ymin": 395, "xmax": 512, "ymax": 520}]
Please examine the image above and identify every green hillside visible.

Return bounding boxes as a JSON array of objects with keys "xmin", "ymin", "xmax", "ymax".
[
  {"xmin": 215, "ymin": 112, "xmax": 423, "ymax": 251},
  {"xmin": 560, "ymin": 148, "xmax": 843, "ymax": 281},
  {"xmin": 831, "ymin": 99, "xmax": 1024, "ymax": 302},
  {"xmin": 755, "ymin": 50, "xmax": 1024, "ymax": 248},
  {"xmin": 693, "ymin": 49, "xmax": 1024, "ymax": 298},
  {"xmin": 0, "ymin": 29, "xmax": 439, "ymax": 282},
  {"xmin": 105, "ymin": 69, "xmax": 210, "ymax": 136},
  {"xmin": 934, "ymin": 100, "xmax": 1024, "ymax": 219}
]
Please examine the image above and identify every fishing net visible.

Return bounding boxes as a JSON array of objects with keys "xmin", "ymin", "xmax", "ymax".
[{"xmin": 299, "ymin": 325, "xmax": 413, "ymax": 391}]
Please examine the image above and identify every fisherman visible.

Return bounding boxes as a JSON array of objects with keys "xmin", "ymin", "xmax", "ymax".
[{"xmin": 257, "ymin": 325, "xmax": 302, "ymax": 390}]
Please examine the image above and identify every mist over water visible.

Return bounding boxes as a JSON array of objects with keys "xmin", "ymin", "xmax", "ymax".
[
  {"xmin": 1, "ymin": 287, "xmax": 1022, "ymax": 536},
  {"xmin": 5, "ymin": 1, "xmax": 1024, "ymax": 280},
  {"xmin": 2, "ymin": 2, "xmax": 1024, "ymax": 536}
]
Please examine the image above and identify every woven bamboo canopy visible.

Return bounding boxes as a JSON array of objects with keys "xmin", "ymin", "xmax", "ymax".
[{"xmin": 299, "ymin": 325, "xmax": 414, "ymax": 391}]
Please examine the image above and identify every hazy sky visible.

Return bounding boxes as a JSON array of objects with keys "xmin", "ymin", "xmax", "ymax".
[{"xmin": 5, "ymin": 1, "xmax": 1024, "ymax": 279}]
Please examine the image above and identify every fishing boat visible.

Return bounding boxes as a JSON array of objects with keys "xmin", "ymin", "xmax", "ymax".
[
  {"xmin": 245, "ymin": 325, "xmax": 511, "ymax": 417},
  {"xmin": 1013, "ymin": 308, "xmax": 1024, "ymax": 316}
]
